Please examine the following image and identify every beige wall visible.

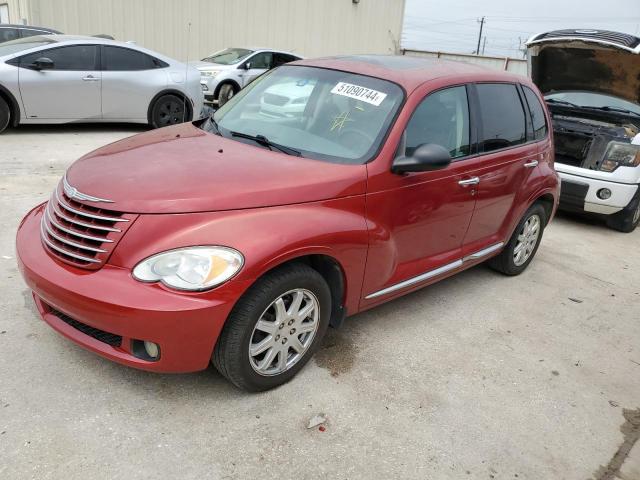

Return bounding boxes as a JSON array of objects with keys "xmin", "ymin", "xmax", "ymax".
[{"xmin": 12, "ymin": 0, "xmax": 405, "ymax": 61}]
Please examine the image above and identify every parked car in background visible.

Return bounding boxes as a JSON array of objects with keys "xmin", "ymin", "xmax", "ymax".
[
  {"xmin": 193, "ymin": 47, "xmax": 302, "ymax": 106},
  {"xmin": 0, "ymin": 35, "xmax": 204, "ymax": 133},
  {"xmin": 0, "ymin": 23, "xmax": 61, "ymax": 43},
  {"xmin": 527, "ymin": 29, "xmax": 640, "ymax": 232},
  {"xmin": 16, "ymin": 56, "xmax": 559, "ymax": 391}
]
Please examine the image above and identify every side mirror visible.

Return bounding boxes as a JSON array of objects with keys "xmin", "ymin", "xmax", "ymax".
[
  {"xmin": 243, "ymin": 61, "xmax": 252, "ymax": 70},
  {"xmin": 30, "ymin": 57, "xmax": 54, "ymax": 71},
  {"xmin": 392, "ymin": 143, "xmax": 452, "ymax": 174}
]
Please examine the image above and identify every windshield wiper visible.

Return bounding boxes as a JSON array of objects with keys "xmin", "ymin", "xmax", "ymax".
[
  {"xmin": 546, "ymin": 98, "xmax": 580, "ymax": 108},
  {"xmin": 581, "ymin": 106, "xmax": 640, "ymax": 118},
  {"xmin": 230, "ymin": 131, "xmax": 301, "ymax": 156}
]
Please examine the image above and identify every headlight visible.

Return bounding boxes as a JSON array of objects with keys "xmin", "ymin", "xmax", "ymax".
[
  {"xmin": 600, "ymin": 142, "xmax": 640, "ymax": 172},
  {"xmin": 201, "ymin": 70, "xmax": 220, "ymax": 78},
  {"xmin": 132, "ymin": 246, "xmax": 244, "ymax": 291}
]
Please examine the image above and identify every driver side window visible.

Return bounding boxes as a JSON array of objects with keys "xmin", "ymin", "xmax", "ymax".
[
  {"xmin": 403, "ymin": 86, "xmax": 471, "ymax": 159},
  {"xmin": 248, "ymin": 52, "xmax": 273, "ymax": 70}
]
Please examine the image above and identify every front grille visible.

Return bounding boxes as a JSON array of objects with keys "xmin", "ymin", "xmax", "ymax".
[
  {"xmin": 40, "ymin": 182, "xmax": 137, "ymax": 270},
  {"xmin": 537, "ymin": 29, "xmax": 640, "ymax": 49},
  {"xmin": 263, "ymin": 92, "xmax": 289, "ymax": 106},
  {"xmin": 50, "ymin": 308, "xmax": 122, "ymax": 347}
]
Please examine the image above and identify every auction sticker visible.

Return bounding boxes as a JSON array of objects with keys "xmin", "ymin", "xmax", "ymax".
[{"xmin": 330, "ymin": 82, "xmax": 387, "ymax": 106}]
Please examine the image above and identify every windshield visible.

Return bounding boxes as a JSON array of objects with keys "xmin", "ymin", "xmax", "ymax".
[
  {"xmin": 212, "ymin": 65, "xmax": 404, "ymax": 164},
  {"xmin": 0, "ymin": 38, "xmax": 54, "ymax": 57},
  {"xmin": 545, "ymin": 91, "xmax": 640, "ymax": 115},
  {"xmin": 201, "ymin": 48, "xmax": 253, "ymax": 65}
]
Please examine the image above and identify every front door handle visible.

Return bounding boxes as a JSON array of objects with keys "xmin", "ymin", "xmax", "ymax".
[
  {"xmin": 524, "ymin": 160, "xmax": 539, "ymax": 168},
  {"xmin": 82, "ymin": 75, "xmax": 99, "ymax": 81},
  {"xmin": 458, "ymin": 177, "xmax": 480, "ymax": 186}
]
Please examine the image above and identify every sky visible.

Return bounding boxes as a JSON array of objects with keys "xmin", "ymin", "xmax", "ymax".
[{"xmin": 401, "ymin": 0, "xmax": 640, "ymax": 58}]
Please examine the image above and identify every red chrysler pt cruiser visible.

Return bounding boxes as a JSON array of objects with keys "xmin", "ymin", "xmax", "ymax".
[{"xmin": 17, "ymin": 56, "xmax": 559, "ymax": 391}]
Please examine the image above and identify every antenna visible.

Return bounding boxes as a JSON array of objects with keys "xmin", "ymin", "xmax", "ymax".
[{"xmin": 182, "ymin": 22, "xmax": 191, "ymax": 124}]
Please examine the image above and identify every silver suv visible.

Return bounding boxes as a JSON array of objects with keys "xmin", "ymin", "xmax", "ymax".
[{"xmin": 192, "ymin": 48, "xmax": 302, "ymax": 106}]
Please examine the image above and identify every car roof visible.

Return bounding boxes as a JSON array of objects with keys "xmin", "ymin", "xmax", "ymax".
[
  {"xmin": 0, "ymin": 24, "xmax": 60, "ymax": 33},
  {"xmin": 292, "ymin": 54, "xmax": 529, "ymax": 93}
]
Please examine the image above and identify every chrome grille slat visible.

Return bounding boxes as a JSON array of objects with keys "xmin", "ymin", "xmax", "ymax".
[
  {"xmin": 55, "ymin": 189, "xmax": 129, "ymax": 223},
  {"xmin": 42, "ymin": 220, "xmax": 108, "ymax": 253},
  {"xmin": 40, "ymin": 222, "xmax": 101, "ymax": 264},
  {"xmin": 46, "ymin": 204, "xmax": 114, "ymax": 243},
  {"xmin": 49, "ymin": 201, "xmax": 121, "ymax": 232}
]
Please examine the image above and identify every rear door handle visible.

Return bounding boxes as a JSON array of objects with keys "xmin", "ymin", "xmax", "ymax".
[
  {"xmin": 82, "ymin": 75, "xmax": 99, "ymax": 81},
  {"xmin": 524, "ymin": 160, "xmax": 539, "ymax": 168},
  {"xmin": 458, "ymin": 177, "xmax": 480, "ymax": 186}
]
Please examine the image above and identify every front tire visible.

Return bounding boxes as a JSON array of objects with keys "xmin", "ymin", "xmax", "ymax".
[
  {"xmin": 217, "ymin": 83, "xmax": 237, "ymax": 107},
  {"xmin": 489, "ymin": 203, "xmax": 547, "ymax": 276},
  {"xmin": 150, "ymin": 94, "xmax": 189, "ymax": 129},
  {"xmin": 212, "ymin": 263, "xmax": 331, "ymax": 392},
  {"xmin": 606, "ymin": 192, "xmax": 640, "ymax": 233},
  {"xmin": 0, "ymin": 97, "xmax": 10, "ymax": 134}
]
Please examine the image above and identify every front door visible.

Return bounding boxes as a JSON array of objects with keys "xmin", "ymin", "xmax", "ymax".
[
  {"xmin": 239, "ymin": 51, "xmax": 273, "ymax": 87},
  {"xmin": 361, "ymin": 85, "xmax": 478, "ymax": 305},
  {"xmin": 17, "ymin": 44, "xmax": 101, "ymax": 120}
]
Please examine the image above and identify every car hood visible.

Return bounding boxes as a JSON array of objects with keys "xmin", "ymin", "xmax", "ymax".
[
  {"xmin": 64, "ymin": 123, "xmax": 367, "ymax": 214},
  {"xmin": 526, "ymin": 32, "xmax": 640, "ymax": 105},
  {"xmin": 190, "ymin": 61, "xmax": 235, "ymax": 72}
]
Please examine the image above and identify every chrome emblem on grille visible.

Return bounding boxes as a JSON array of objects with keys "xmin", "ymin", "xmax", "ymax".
[{"xmin": 63, "ymin": 175, "xmax": 114, "ymax": 203}]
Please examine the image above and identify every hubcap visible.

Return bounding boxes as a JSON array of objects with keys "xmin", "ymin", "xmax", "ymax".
[
  {"xmin": 513, "ymin": 214, "xmax": 541, "ymax": 266},
  {"xmin": 249, "ymin": 289, "xmax": 320, "ymax": 376},
  {"xmin": 158, "ymin": 100, "xmax": 184, "ymax": 126}
]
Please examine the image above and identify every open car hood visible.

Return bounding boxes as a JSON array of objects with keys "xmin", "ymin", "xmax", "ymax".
[{"xmin": 526, "ymin": 29, "xmax": 640, "ymax": 105}]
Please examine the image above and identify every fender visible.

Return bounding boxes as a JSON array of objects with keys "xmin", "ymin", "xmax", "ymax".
[
  {"xmin": 0, "ymin": 83, "xmax": 21, "ymax": 126},
  {"xmin": 108, "ymin": 195, "xmax": 370, "ymax": 316}
]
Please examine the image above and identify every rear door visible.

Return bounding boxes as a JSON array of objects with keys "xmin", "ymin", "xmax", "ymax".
[
  {"xmin": 101, "ymin": 45, "xmax": 167, "ymax": 120},
  {"xmin": 17, "ymin": 44, "xmax": 101, "ymax": 120},
  {"xmin": 461, "ymin": 83, "xmax": 540, "ymax": 255}
]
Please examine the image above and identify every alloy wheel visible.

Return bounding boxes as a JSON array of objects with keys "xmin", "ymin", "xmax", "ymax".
[
  {"xmin": 248, "ymin": 289, "xmax": 320, "ymax": 376},
  {"xmin": 513, "ymin": 214, "xmax": 541, "ymax": 266}
]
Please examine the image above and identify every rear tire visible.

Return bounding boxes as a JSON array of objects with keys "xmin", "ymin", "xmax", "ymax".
[
  {"xmin": 150, "ymin": 94, "xmax": 190, "ymax": 129},
  {"xmin": 0, "ymin": 97, "xmax": 10, "ymax": 134},
  {"xmin": 606, "ymin": 192, "xmax": 640, "ymax": 233},
  {"xmin": 217, "ymin": 83, "xmax": 237, "ymax": 107},
  {"xmin": 212, "ymin": 263, "xmax": 331, "ymax": 392},
  {"xmin": 489, "ymin": 203, "xmax": 547, "ymax": 276}
]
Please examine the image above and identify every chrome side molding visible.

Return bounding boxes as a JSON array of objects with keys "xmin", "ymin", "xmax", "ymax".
[{"xmin": 365, "ymin": 242, "xmax": 504, "ymax": 300}]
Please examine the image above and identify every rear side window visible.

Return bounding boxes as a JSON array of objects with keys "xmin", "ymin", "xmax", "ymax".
[
  {"xmin": 103, "ymin": 46, "xmax": 166, "ymax": 70},
  {"xmin": 522, "ymin": 86, "xmax": 548, "ymax": 140},
  {"xmin": 403, "ymin": 85, "xmax": 471, "ymax": 159},
  {"xmin": 20, "ymin": 28, "xmax": 48, "ymax": 38},
  {"xmin": 19, "ymin": 45, "xmax": 98, "ymax": 70},
  {"xmin": 476, "ymin": 83, "xmax": 526, "ymax": 152},
  {"xmin": 0, "ymin": 27, "xmax": 19, "ymax": 43}
]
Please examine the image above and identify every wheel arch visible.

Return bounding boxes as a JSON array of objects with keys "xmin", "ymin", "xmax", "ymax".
[
  {"xmin": 0, "ymin": 84, "xmax": 21, "ymax": 127},
  {"xmin": 214, "ymin": 79, "xmax": 241, "ymax": 101},
  {"xmin": 533, "ymin": 192, "xmax": 556, "ymax": 225},
  {"xmin": 146, "ymin": 89, "xmax": 194, "ymax": 125}
]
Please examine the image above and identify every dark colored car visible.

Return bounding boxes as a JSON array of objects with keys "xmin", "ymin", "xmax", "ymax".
[
  {"xmin": 17, "ymin": 55, "xmax": 560, "ymax": 391},
  {"xmin": 0, "ymin": 24, "xmax": 61, "ymax": 43}
]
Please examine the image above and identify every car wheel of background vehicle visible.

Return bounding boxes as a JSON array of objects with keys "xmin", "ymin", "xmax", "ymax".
[
  {"xmin": 150, "ymin": 94, "xmax": 188, "ymax": 129},
  {"xmin": 217, "ymin": 83, "xmax": 237, "ymax": 107},
  {"xmin": 0, "ymin": 97, "xmax": 10, "ymax": 134},
  {"xmin": 488, "ymin": 203, "xmax": 547, "ymax": 276},
  {"xmin": 606, "ymin": 191, "xmax": 640, "ymax": 233},
  {"xmin": 212, "ymin": 263, "xmax": 331, "ymax": 392}
]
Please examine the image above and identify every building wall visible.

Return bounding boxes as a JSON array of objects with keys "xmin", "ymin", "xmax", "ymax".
[
  {"xmin": 403, "ymin": 48, "xmax": 528, "ymax": 76},
  {"xmin": 11, "ymin": 0, "xmax": 405, "ymax": 61}
]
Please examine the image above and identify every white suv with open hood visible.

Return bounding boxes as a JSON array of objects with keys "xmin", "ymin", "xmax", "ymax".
[{"xmin": 526, "ymin": 29, "xmax": 640, "ymax": 232}]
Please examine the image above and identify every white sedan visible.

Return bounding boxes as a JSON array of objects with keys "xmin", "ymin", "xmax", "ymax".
[{"xmin": 0, "ymin": 35, "xmax": 204, "ymax": 133}]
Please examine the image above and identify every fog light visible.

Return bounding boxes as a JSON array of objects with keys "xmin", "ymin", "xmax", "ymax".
[
  {"xmin": 144, "ymin": 341, "xmax": 159, "ymax": 359},
  {"xmin": 597, "ymin": 188, "xmax": 612, "ymax": 200}
]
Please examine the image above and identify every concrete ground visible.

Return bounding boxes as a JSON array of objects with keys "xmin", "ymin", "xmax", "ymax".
[{"xmin": 1, "ymin": 124, "xmax": 639, "ymax": 480}]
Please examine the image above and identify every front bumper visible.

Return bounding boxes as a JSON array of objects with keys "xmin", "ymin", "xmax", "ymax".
[
  {"xmin": 200, "ymin": 76, "xmax": 221, "ymax": 103},
  {"xmin": 16, "ymin": 205, "xmax": 246, "ymax": 373},
  {"xmin": 556, "ymin": 164, "xmax": 639, "ymax": 215}
]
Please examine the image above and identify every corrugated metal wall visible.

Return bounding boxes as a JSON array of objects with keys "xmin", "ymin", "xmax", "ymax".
[
  {"xmin": 403, "ymin": 48, "xmax": 528, "ymax": 76},
  {"xmin": 11, "ymin": 0, "xmax": 405, "ymax": 61}
]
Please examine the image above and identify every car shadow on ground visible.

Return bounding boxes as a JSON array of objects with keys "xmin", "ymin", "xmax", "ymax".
[{"xmin": 3, "ymin": 123, "xmax": 150, "ymax": 136}]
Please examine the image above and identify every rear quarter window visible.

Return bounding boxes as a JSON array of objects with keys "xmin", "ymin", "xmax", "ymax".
[
  {"xmin": 522, "ymin": 86, "xmax": 548, "ymax": 140},
  {"xmin": 476, "ymin": 83, "xmax": 527, "ymax": 153}
]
